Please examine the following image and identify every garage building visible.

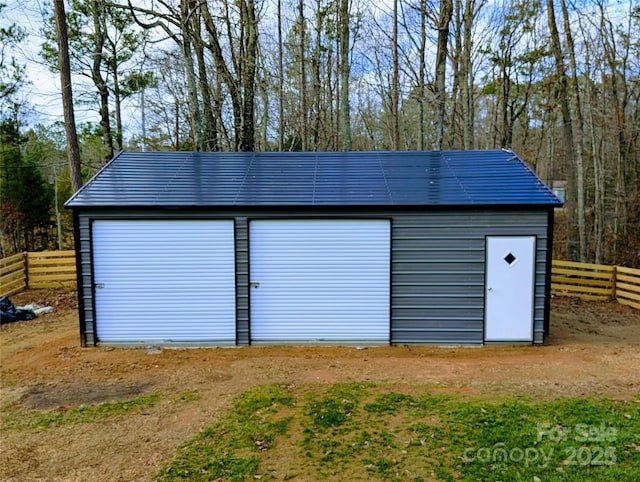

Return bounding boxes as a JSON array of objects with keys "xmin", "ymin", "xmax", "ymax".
[{"xmin": 65, "ymin": 150, "xmax": 563, "ymax": 346}]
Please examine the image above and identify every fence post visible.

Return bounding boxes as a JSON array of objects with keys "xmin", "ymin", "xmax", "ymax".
[
  {"xmin": 611, "ymin": 265, "xmax": 617, "ymax": 301},
  {"xmin": 23, "ymin": 252, "xmax": 29, "ymax": 290}
]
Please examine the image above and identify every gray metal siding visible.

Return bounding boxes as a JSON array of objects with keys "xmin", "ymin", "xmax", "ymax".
[
  {"xmin": 391, "ymin": 211, "xmax": 549, "ymax": 345},
  {"xmin": 78, "ymin": 215, "xmax": 95, "ymax": 345},
  {"xmin": 75, "ymin": 208, "xmax": 550, "ymax": 346}
]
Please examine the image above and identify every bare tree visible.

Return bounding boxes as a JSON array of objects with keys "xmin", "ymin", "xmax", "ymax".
[
  {"xmin": 191, "ymin": 8, "xmax": 218, "ymax": 151},
  {"xmin": 434, "ymin": 0, "xmax": 452, "ymax": 150},
  {"xmin": 339, "ymin": 0, "xmax": 352, "ymax": 150},
  {"xmin": 418, "ymin": 0, "xmax": 428, "ymax": 150},
  {"xmin": 461, "ymin": 0, "xmax": 484, "ymax": 149},
  {"xmin": 277, "ymin": 0, "xmax": 285, "ymax": 151},
  {"xmin": 298, "ymin": 0, "xmax": 309, "ymax": 150},
  {"xmin": 53, "ymin": 0, "xmax": 82, "ymax": 192},
  {"xmin": 546, "ymin": 0, "xmax": 586, "ymax": 262},
  {"xmin": 598, "ymin": 1, "xmax": 633, "ymax": 263},
  {"xmin": 126, "ymin": 0, "xmax": 203, "ymax": 150},
  {"xmin": 560, "ymin": 0, "xmax": 587, "ymax": 262},
  {"xmin": 391, "ymin": 0, "xmax": 400, "ymax": 150},
  {"xmin": 91, "ymin": 0, "xmax": 114, "ymax": 159}
]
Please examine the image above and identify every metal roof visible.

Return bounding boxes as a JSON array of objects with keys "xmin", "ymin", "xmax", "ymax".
[{"xmin": 65, "ymin": 150, "xmax": 563, "ymax": 208}]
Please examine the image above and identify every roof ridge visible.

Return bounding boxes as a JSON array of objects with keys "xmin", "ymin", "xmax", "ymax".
[
  {"xmin": 153, "ymin": 152, "xmax": 192, "ymax": 203},
  {"xmin": 233, "ymin": 152, "xmax": 256, "ymax": 205},
  {"xmin": 440, "ymin": 151, "xmax": 474, "ymax": 203},
  {"xmin": 376, "ymin": 152, "xmax": 393, "ymax": 204}
]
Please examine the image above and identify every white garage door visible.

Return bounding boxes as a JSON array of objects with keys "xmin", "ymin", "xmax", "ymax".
[
  {"xmin": 92, "ymin": 220, "xmax": 236, "ymax": 343},
  {"xmin": 249, "ymin": 219, "xmax": 390, "ymax": 343}
]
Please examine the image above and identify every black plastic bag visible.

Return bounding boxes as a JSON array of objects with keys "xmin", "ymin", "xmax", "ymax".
[{"xmin": 0, "ymin": 296, "xmax": 36, "ymax": 324}]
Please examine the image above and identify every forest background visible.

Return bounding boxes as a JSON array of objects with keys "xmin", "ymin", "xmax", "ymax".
[{"xmin": 1, "ymin": 0, "xmax": 638, "ymax": 266}]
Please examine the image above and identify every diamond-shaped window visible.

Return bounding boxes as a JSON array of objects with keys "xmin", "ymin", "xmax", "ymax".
[{"xmin": 504, "ymin": 253, "xmax": 517, "ymax": 265}]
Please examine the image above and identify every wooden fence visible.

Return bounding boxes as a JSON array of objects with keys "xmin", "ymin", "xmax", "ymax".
[
  {"xmin": 551, "ymin": 260, "xmax": 616, "ymax": 301},
  {"xmin": 615, "ymin": 266, "xmax": 640, "ymax": 310},
  {"xmin": 551, "ymin": 260, "xmax": 640, "ymax": 310},
  {"xmin": 26, "ymin": 251, "xmax": 77, "ymax": 290},
  {"xmin": 1, "ymin": 252, "xmax": 639, "ymax": 311},
  {"xmin": 0, "ymin": 253, "xmax": 28, "ymax": 297},
  {"xmin": 0, "ymin": 251, "xmax": 77, "ymax": 296}
]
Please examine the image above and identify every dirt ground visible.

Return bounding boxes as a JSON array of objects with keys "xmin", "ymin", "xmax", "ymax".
[{"xmin": 1, "ymin": 289, "xmax": 639, "ymax": 481}]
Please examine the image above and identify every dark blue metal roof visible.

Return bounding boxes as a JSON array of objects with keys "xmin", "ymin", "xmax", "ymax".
[{"xmin": 65, "ymin": 150, "xmax": 563, "ymax": 208}]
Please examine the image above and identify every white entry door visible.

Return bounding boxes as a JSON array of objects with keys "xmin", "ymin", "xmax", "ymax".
[
  {"xmin": 484, "ymin": 236, "xmax": 536, "ymax": 342},
  {"xmin": 249, "ymin": 219, "xmax": 390, "ymax": 343},
  {"xmin": 92, "ymin": 219, "xmax": 236, "ymax": 343}
]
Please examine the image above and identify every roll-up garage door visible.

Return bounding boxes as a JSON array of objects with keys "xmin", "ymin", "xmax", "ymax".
[
  {"xmin": 92, "ymin": 220, "xmax": 236, "ymax": 343},
  {"xmin": 249, "ymin": 219, "xmax": 390, "ymax": 343}
]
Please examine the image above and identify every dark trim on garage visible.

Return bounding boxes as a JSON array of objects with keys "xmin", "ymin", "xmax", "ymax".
[
  {"xmin": 88, "ymin": 219, "xmax": 98, "ymax": 345},
  {"xmin": 72, "ymin": 210, "xmax": 88, "ymax": 347},
  {"xmin": 67, "ymin": 203, "xmax": 559, "ymax": 214},
  {"xmin": 543, "ymin": 208, "xmax": 555, "ymax": 338}
]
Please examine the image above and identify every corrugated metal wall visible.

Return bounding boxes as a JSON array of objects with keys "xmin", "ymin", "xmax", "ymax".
[
  {"xmin": 391, "ymin": 211, "xmax": 548, "ymax": 344},
  {"xmin": 75, "ymin": 208, "xmax": 550, "ymax": 346}
]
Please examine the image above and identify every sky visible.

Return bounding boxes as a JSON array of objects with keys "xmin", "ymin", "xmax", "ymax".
[
  {"xmin": 2, "ymin": 0, "xmax": 101, "ymax": 126},
  {"xmin": 2, "ymin": 0, "xmax": 633, "ymax": 134}
]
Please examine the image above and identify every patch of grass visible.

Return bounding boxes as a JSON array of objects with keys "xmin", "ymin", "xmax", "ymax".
[
  {"xmin": 233, "ymin": 383, "xmax": 295, "ymax": 419},
  {"xmin": 364, "ymin": 392, "xmax": 415, "ymax": 414},
  {"xmin": 158, "ymin": 385, "xmax": 295, "ymax": 481},
  {"xmin": 178, "ymin": 391, "xmax": 200, "ymax": 402},
  {"xmin": 440, "ymin": 397, "xmax": 640, "ymax": 481},
  {"xmin": 1, "ymin": 390, "xmax": 202, "ymax": 431},
  {"xmin": 1, "ymin": 392, "xmax": 163, "ymax": 430},
  {"xmin": 302, "ymin": 383, "xmax": 368, "ymax": 431},
  {"xmin": 156, "ymin": 384, "xmax": 640, "ymax": 481}
]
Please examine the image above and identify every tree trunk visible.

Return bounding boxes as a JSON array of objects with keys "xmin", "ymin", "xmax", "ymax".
[
  {"xmin": 312, "ymin": 0, "xmax": 323, "ymax": 150},
  {"xmin": 200, "ymin": 2, "xmax": 242, "ymax": 150},
  {"xmin": 462, "ymin": 0, "xmax": 476, "ymax": 150},
  {"xmin": 238, "ymin": 0, "xmax": 258, "ymax": 152},
  {"xmin": 546, "ymin": 0, "xmax": 585, "ymax": 261},
  {"xmin": 174, "ymin": 98, "xmax": 180, "ymax": 149},
  {"xmin": 91, "ymin": 0, "xmax": 114, "ymax": 160},
  {"xmin": 391, "ymin": 0, "xmax": 400, "ymax": 150},
  {"xmin": 599, "ymin": 2, "xmax": 631, "ymax": 263},
  {"xmin": 326, "ymin": 37, "xmax": 336, "ymax": 151},
  {"xmin": 559, "ymin": 0, "xmax": 587, "ymax": 262},
  {"xmin": 588, "ymin": 71, "xmax": 604, "ymax": 264},
  {"xmin": 434, "ymin": 0, "xmax": 452, "ymax": 151},
  {"xmin": 418, "ymin": 0, "xmax": 426, "ymax": 150},
  {"xmin": 449, "ymin": 0, "xmax": 462, "ymax": 148},
  {"xmin": 180, "ymin": 0, "xmax": 203, "ymax": 151},
  {"xmin": 112, "ymin": 67, "xmax": 123, "ymax": 152},
  {"xmin": 191, "ymin": 10, "xmax": 218, "ymax": 151},
  {"xmin": 339, "ymin": 0, "xmax": 351, "ymax": 151},
  {"xmin": 298, "ymin": 0, "xmax": 308, "ymax": 150},
  {"xmin": 277, "ymin": 0, "xmax": 284, "ymax": 151},
  {"xmin": 53, "ymin": 0, "xmax": 82, "ymax": 192},
  {"xmin": 105, "ymin": 32, "xmax": 124, "ymax": 152}
]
